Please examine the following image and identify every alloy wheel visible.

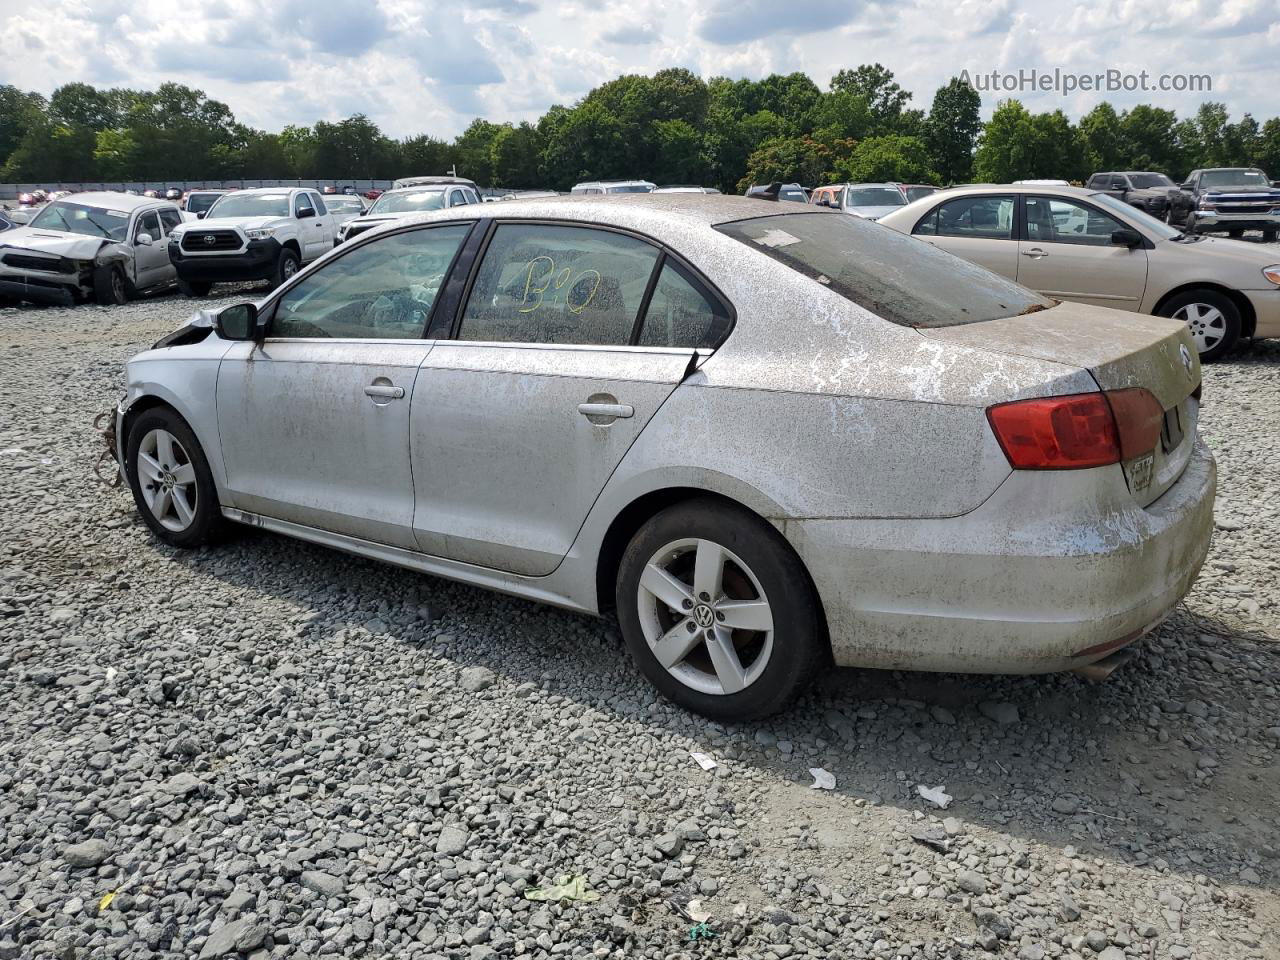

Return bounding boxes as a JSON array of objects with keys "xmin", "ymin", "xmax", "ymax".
[
  {"xmin": 282, "ymin": 258, "xmax": 298, "ymax": 280},
  {"xmin": 136, "ymin": 428, "xmax": 198, "ymax": 531},
  {"xmin": 636, "ymin": 538, "xmax": 774, "ymax": 696},
  {"xmin": 111, "ymin": 269, "xmax": 125, "ymax": 303},
  {"xmin": 1173, "ymin": 302, "xmax": 1226, "ymax": 354}
]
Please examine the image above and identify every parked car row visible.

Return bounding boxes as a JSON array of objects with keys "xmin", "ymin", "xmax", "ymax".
[
  {"xmin": 1084, "ymin": 168, "xmax": 1280, "ymax": 241},
  {"xmin": 106, "ymin": 192, "xmax": 1215, "ymax": 719}
]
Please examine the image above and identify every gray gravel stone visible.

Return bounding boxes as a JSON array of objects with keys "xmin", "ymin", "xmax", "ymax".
[
  {"xmin": 63, "ymin": 840, "xmax": 111, "ymax": 867},
  {"xmin": 435, "ymin": 825, "xmax": 471, "ymax": 856}
]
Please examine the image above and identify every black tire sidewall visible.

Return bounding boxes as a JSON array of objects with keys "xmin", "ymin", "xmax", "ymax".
[
  {"xmin": 125, "ymin": 408, "xmax": 223, "ymax": 548},
  {"xmin": 616, "ymin": 499, "xmax": 824, "ymax": 720},
  {"xmin": 1159, "ymin": 289, "xmax": 1241, "ymax": 363},
  {"xmin": 94, "ymin": 264, "xmax": 128, "ymax": 305},
  {"xmin": 273, "ymin": 249, "xmax": 301, "ymax": 289},
  {"xmin": 178, "ymin": 279, "xmax": 212, "ymax": 297}
]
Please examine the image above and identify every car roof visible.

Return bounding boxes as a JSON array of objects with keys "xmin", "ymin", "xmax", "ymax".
[
  {"xmin": 49, "ymin": 191, "xmax": 175, "ymax": 212},
  {"xmin": 906, "ymin": 184, "xmax": 1100, "ymax": 198},
  {"xmin": 224, "ymin": 187, "xmax": 306, "ymax": 195},
  {"xmin": 381, "ymin": 193, "xmax": 823, "ymax": 231}
]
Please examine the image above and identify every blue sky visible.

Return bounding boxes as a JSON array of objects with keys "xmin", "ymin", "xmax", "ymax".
[{"xmin": 1, "ymin": 0, "xmax": 1276, "ymax": 137}]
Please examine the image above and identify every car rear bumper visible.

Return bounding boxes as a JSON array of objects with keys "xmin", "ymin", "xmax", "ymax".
[
  {"xmin": 1243, "ymin": 288, "xmax": 1280, "ymax": 339},
  {"xmin": 785, "ymin": 438, "xmax": 1216, "ymax": 674},
  {"xmin": 169, "ymin": 238, "xmax": 281, "ymax": 282}
]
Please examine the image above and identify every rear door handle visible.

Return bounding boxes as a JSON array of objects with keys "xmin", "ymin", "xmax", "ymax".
[
  {"xmin": 578, "ymin": 402, "xmax": 633, "ymax": 419},
  {"xmin": 365, "ymin": 384, "xmax": 405, "ymax": 399},
  {"xmin": 1022, "ymin": 248, "xmax": 1049, "ymax": 259}
]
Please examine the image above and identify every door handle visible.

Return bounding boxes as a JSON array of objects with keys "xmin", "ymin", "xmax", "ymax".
[
  {"xmin": 364, "ymin": 384, "xmax": 405, "ymax": 399},
  {"xmin": 578, "ymin": 402, "xmax": 633, "ymax": 420},
  {"xmin": 1022, "ymin": 248, "xmax": 1049, "ymax": 259}
]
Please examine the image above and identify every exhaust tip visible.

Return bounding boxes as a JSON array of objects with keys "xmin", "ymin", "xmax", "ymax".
[{"xmin": 1072, "ymin": 647, "xmax": 1137, "ymax": 683}]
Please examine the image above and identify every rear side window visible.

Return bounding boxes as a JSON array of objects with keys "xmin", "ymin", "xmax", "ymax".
[
  {"xmin": 716, "ymin": 212, "xmax": 1051, "ymax": 328},
  {"xmin": 458, "ymin": 223, "xmax": 660, "ymax": 345},
  {"xmin": 637, "ymin": 259, "xmax": 731, "ymax": 348},
  {"xmin": 915, "ymin": 195, "xmax": 1015, "ymax": 240}
]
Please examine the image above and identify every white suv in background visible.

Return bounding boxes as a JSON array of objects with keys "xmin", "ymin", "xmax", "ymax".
[
  {"xmin": 167, "ymin": 188, "xmax": 336, "ymax": 296},
  {"xmin": 570, "ymin": 180, "xmax": 656, "ymax": 194}
]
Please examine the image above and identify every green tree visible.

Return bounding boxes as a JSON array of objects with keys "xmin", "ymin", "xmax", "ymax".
[
  {"xmin": 0, "ymin": 85, "xmax": 46, "ymax": 169},
  {"xmin": 400, "ymin": 134, "xmax": 454, "ymax": 177},
  {"xmin": 1079, "ymin": 102, "xmax": 1125, "ymax": 174},
  {"xmin": 924, "ymin": 78, "xmax": 980, "ymax": 184},
  {"xmin": 1118, "ymin": 105, "xmax": 1181, "ymax": 174},
  {"xmin": 490, "ymin": 122, "xmax": 541, "ymax": 187},
  {"xmin": 738, "ymin": 136, "xmax": 838, "ymax": 192},
  {"xmin": 92, "ymin": 128, "xmax": 139, "ymax": 180},
  {"xmin": 311, "ymin": 115, "xmax": 397, "ymax": 178},
  {"xmin": 805, "ymin": 90, "xmax": 873, "ymax": 145},
  {"xmin": 830, "ymin": 64, "xmax": 911, "ymax": 130},
  {"xmin": 1254, "ymin": 118, "xmax": 1280, "ymax": 178},
  {"xmin": 974, "ymin": 99, "xmax": 1037, "ymax": 182},
  {"xmin": 835, "ymin": 134, "xmax": 936, "ymax": 183}
]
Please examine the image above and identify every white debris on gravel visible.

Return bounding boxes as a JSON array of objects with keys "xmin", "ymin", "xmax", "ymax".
[{"xmin": 0, "ymin": 293, "xmax": 1277, "ymax": 959}]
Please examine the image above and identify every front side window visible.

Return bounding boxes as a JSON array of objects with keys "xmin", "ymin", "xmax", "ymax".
[
  {"xmin": 134, "ymin": 212, "xmax": 161, "ymax": 242},
  {"xmin": 1025, "ymin": 197, "xmax": 1124, "ymax": 245},
  {"xmin": 637, "ymin": 259, "xmax": 731, "ymax": 349},
  {"xmin": 458, "ymin": 223, "xmax": 661, "ymax": 345},
  {"xmin": 271, "ymin": 224, "xmax": 470, "ymax": 339},
  {"xmin": 717, "ymin": 212, "xmax": 1050, "ymax": 328},
  {"xmin": 915, "ymin": 195, "xmax": 1015, "ymax": 240},
  {"xmin": 295, "ymin": 193, "xmax": 315, "ymax": 218},
  {"xmin": 903, "ymin": 186, "xmax": 938, "ymax": 202}
]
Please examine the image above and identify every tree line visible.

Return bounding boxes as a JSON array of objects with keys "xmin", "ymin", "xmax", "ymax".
[{"xmin": 3, "ymin": 67, "xmax": 1279, "ymax": 192}]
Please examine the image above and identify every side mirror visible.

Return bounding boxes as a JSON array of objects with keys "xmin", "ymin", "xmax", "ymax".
[
  {"xmin": 1181, "ymin": 182, "xmax": 1194, "ymax": 190},
  {"xmin": 136, "ymin": 233, "xmax": 154, "ymax": 246},
  {"xmin": 1111, "ymin": 228, "xmax": 1143, "ymax": 248},
  {"xmin": 297, "ymin": 207, "xmax": 315, "ymax": 220},
  {"xmin": 1111, "ymin": 182, "xmax": 1127, "ymax": 191},
  {"xmin": 215, "ymin": 302, "xmax": 259, "ymax": 341},
  {"xmin": 196, "ymin": 210, "xmax": 207, "ymax": 219}
]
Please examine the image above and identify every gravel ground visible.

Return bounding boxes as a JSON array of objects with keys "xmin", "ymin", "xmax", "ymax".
[{"xmin": 0, "ymin": 289, "xmax": 1277, "ymax": 960}]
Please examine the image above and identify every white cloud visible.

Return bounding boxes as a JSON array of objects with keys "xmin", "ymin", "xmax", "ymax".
[{"xmin": 0, "ymin": 0, "xmax": 1276, "ymax": 138}]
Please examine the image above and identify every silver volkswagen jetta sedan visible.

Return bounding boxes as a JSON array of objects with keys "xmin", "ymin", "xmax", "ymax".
[{"xmin": 112, "ymin": 195, "xmax": 1215, "ymax": 719}]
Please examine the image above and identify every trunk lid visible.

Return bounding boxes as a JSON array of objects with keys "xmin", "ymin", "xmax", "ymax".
[{"xmin": 921, "ymin": 301, "xmax": 1201, "ymax": 507}]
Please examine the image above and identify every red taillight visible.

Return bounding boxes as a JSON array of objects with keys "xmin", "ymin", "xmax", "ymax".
[
  {"xmin": 988, "ymin": 393, "xmax": 1120, "ymax": 469},
  {"xmin": 1104, "ymin": 387, "xmax": 1163, "ymax": 461},
  {"xmin": 988, "ymin": 389, "xmax": 1166, "ymax": 470}
]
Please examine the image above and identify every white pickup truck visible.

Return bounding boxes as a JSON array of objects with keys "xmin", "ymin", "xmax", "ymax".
[{"xmin": 166, "ymin": 187, "xmax": 336, "ymax": 296}]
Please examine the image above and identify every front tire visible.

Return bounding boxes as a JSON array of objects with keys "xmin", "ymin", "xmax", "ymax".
[
  {"xmin": 616, "ymin": 498, "xmax": 825, "ymax": 720},
  {"xmin": 93, "ymin": 264, "xmax": 129, "ymax": 305},
  {"xmin": 177, "ymin": 279, "xmax": 212, "ymax": 297},
  {"xmin": 1263, "ymin": 228, "xmax": 1278, "ymax": 243},
  {"xmin": 1158, "ymin": 289, "xmax": 1241, "ymax": 363},
  {"xmin": 271, "ymin": 247, "xmax": 301, "ymax": 289},
  {"xmin": 125, "ymin": 407, "xmax": 224, "ymax": 548}
]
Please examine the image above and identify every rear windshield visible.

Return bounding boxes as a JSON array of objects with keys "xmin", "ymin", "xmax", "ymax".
[{"xmin": 716, "ymin": 212, "xmax": 1052, "ymax": 328}]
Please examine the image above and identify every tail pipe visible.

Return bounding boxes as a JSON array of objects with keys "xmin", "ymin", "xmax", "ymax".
[{"xmin": 1072, "ymin": 647, "xmax": 1137, "ymax": 683}]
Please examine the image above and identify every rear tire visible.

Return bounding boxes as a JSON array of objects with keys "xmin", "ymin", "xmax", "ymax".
[
  {"xmin": 177, "ymin": 279, "xmax": 212, "ymax": 297},
  {"xmin": 93, "ymin": 264, "xmax": 128, "ymax": 305},
  {"xmin": 1228, "ymin": 229, "xmax": 1244, "ymax": 239},
  {"xmin": 1264, "ymin": 228, "xmax": 1278, "ymax": 243},
  {"xmin": 616, "ymin": 498, "xmax": 825, "ymax": 720},
  {"xmin": 1158, "ymin": 289, "xmax": 1241, "ymax": 363},
  {"xmin": 125, "ymin": 407, "xmax": 225, "ymax": 548},
  {"xmin": 270, "ymin": 248, "xmax": 301, "ymax": 289}
]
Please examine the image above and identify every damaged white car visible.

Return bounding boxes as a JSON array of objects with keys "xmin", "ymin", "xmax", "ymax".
[{"xmin": 0, "ymin": 193, "xmax": 182, "ymax": 306}]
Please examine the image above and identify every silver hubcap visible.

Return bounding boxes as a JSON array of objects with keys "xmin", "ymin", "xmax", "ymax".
[
  {"xmin": 1173, "ymin": 302, "xmax": 1225, "ymax": 354},
  {"xmin": 137, "ymin": 429, "xmax": 197, "ymax": 532},
  {"xmin": 637, "ymin": 538, "xmax": 774, "ymax": 696}
]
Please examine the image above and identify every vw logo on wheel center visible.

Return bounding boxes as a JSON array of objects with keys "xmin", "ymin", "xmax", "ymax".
[{"xmin": 693, "ymin": 603, "xmax": 715, "ymax": 628}]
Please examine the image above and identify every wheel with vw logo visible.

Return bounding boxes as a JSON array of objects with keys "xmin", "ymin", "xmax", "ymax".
[
  {"xmin": 616, "ymin": 498, "xmax": 825, "ymax": 719},
  {"xmin": 1157, "ymin": 288, "xmax": 1241, "ymax": 363},
  {"xmin": 125, "ymin": 407, "xmax": 225, "ymax": 548}
]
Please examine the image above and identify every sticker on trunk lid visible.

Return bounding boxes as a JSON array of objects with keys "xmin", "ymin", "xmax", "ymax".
[{"xmin": 1130, "ymin": 453, "xmax": 1155, "ymax": 493}]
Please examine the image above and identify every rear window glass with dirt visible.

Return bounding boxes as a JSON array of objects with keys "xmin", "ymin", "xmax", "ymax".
[{"xmin": 716, "ymin": 212, "xmax": 1052, "ymax": 328}]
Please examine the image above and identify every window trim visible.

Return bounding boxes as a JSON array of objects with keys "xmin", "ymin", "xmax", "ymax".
[
  {"xmin": 445, "ymin": 217, "xmax": 736, "ymax": 351},
  {"xmin": 258, "ymin": 219, "xmax": 478, "ymax": 341},
  {"xmin": 133, "ymin": 211, "xmax": 161, "ymax": 243}
]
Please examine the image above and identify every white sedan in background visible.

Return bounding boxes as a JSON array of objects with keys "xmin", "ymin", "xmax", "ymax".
[{"xmin": 111, "ymin": 196, "xmax": 1213, "ymax": 719}]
